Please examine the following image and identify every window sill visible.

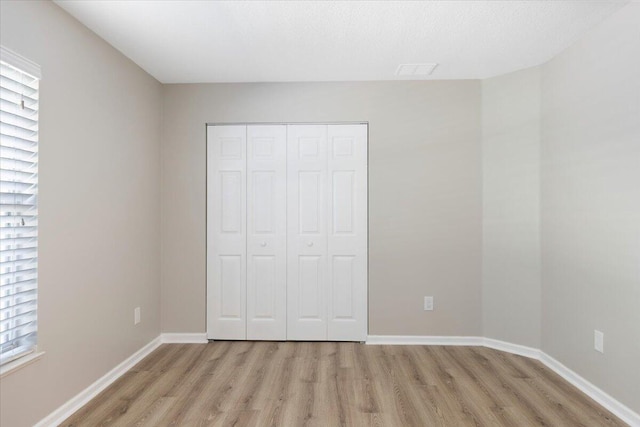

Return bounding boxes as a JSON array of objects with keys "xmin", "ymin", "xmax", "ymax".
[{"xmin": 0, "ymin": 351, "xmax": 45, "ymax": 379}]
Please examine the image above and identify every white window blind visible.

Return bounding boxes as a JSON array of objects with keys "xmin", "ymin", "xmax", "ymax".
[{"xmin": 0, "ymin": 47, "xmax": 40, "ymax": 366}]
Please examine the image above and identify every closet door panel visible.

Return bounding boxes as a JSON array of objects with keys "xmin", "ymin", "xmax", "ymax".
[
  {"xmin": 327, "ymin": 124, "xmax": 368, "ymax": 341},
  {"xmin": 247, "ymin": 125, "xmax": 287, "ymax": 340},
  {"xmin": 207, "ymin": 123, "xmax": 368, "ymax": 342},
  {"xmin": 287, "ymin": 125, "xmax": 328, "ymax": 340},
  {"xmin": 207, "ymin": 125, "xmax": 247, "ymax": 340}
]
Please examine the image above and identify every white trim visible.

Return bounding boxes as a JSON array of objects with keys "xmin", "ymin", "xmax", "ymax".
[
  {"xmin": 482, "ymin": 338, "xmax": 541, "ymax": 359},
  {"xmin": 539, "ymin": 353, "xmax": 640, "ymax": 427},
  {"xmin": 161, "ymin": 333, "xmax": 208, "ymax": 344},
  {"xmin": 366, "ymin": 335, "xmax": 483, "ymax": 346},
  {"xmin": 0, "ymin": 351, "xmax": 45, "ymax": 379},
  {"xmin": 1, "ymin": 45, "xmax": 41, "ymax": 79},
  {"xmin": 33, "ymin": 334, "xmax": 206, "ymax": 425},
  {"xmin": 34, "ymin": 337, "xmax": 162, "ymax": 427}
]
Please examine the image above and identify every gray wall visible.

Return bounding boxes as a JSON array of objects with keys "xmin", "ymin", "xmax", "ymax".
[
  {"xmin": 161, "ymin": 82, "xmax": 483, "ymax": 336},
  {"xmin": 540, "ymin": 2, "xmax": 640, "ymax": 413},
  {"xmin": 482, "ymin": 67, "xmax": 541, "ymax": 348},
  {"xmin": 0, "ymin": 2, "xmax": 162, "ymax": 426}
]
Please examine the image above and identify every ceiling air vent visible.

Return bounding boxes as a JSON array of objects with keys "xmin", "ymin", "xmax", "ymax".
[{"xmin": 395, "ymin": 63, "xmax": 438, "ymax": 77}]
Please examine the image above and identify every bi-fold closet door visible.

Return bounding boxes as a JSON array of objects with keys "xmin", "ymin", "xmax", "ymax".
[
  {"xmin": 207, "ymin": 123, "xmax": 367, "ymax": 342},
  {"xmin": 207, "ymin": 125, "xmax": 287, "ymax": 341}
]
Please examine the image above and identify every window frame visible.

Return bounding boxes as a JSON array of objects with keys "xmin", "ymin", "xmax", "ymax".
[{"xmin": 0, "ymin": 46, "xmax": 41, "ymax": 369}]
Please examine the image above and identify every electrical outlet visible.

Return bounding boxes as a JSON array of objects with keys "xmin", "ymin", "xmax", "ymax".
[
  {"xmin": 134, "ymin": 307, "xmax": 141, "ymax": 325},
  {"xmin": 424, "ymin": 296, "xmax": 434, "ymax": 311},
  {"xmin": 594, "ymin": 330, "xmax": 604, "ymax": 353}
]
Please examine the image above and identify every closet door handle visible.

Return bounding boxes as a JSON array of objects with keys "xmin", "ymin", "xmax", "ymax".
[
  {"xmin": 260, "ymin": 242, "xmax": 267, "ymax": 247},
  {"xmin": 307, "ymin": 241, "xmax": 314, "ymax": 247}
]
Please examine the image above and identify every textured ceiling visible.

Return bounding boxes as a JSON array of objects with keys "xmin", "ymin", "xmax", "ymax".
[{"xmin": 54, "ymin": 0, "xmax": 628, "ymax": 83}]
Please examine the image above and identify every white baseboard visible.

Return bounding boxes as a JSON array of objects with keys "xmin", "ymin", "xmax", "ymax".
[
  {"xmin": 161, "ymin": 332, "xmax": 208, "ymax": 344},
  {"xmin": 35, "ymin": 336, "xmax": 162, "ymax": 427},
  {"xmin": 366, "ymin": 335, "xmax": 539, "ymax": 358},
  {"xmin": 366, "ymin": 335, "xmax": 483, "ymax": 346},
  {"xmin": 539, "ymin": 353, "xmax": 640, "ymax": 427},
  {"xmin": 482, "ymin": 337, "xmax": 541, "ymax": 359},
  {"xmin": 35, "ymin": 333, "xmax": 208, "ymax": 426},
  {"xmin": 367, "ymin": 334, "xmax": 639, "ymax": 427}
]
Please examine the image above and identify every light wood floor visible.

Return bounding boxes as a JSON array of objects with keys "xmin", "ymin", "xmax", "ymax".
[{"xmin": 62, "ymin": 342, "xmax": 626, "ymax": 426}]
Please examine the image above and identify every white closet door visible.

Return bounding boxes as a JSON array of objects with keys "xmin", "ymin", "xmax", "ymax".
[
  {"xmin": 327, "ymin": 125, "xmax": 368, "ymax": 341},
  {"xmin": 287, "ymin": 125, "xmax": 328, "ymax": 340},
  {"xmin": 246, "ymin": 125, "xmax": 287, "ymax": 340},
  {"xmin": 207, "ymin": 125, "xmax": 247, "ymax": 340}
]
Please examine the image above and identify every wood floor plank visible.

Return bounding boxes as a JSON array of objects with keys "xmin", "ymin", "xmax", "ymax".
[
  {"xmin": 470, "ymin": 346, "xmax": 561, "ymax": 426},
  {"xmin": 500, "ymin": 350, "xmax": 622, "ymax": 427},
  {"xmin": 62, "ymin": 342, "xmax": 628, "ymax": 427},
  {"xmin": 131, "ymin": 397, "xmax": 177, "ymax": 427}
]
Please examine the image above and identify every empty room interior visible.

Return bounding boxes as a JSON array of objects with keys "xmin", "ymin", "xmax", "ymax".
[{"xmin": 1, "ymin": 0, "xmax": 639, "ymax": 426}]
